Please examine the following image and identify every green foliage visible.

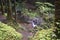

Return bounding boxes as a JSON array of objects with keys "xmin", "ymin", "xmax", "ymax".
[
  {"xmin": 16, "ymin": 2, "xmax": 55, "ymax": 29},
  {"xmin": 55, "ymin": 21, "xmax": 60, "ymax": 39},
  {"xmin": 35, "ymin": 2, "xmax": 55, "ymax": 16},
  {"xmin": 35, "ymin": 2, "xmax": 55, "ymax": 28},
  {"xmin": 16, "ymin": 2, "xmax": 55, "ymax": 18},
  {"xmin": 0, "ymin": 22, "xmax": 22, "ymax": 40},
  {"xmin": 30, "ymin": 28, "xmax": 56, "ymax": 40},
  {"xmin": 35, "ymin": 2, "xmax": 54, "ymax": 7}
]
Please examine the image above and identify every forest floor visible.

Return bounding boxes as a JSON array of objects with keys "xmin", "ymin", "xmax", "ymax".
[{"xmin": 17, "ymin": 23, "xmax": 34, "ymax": 40}]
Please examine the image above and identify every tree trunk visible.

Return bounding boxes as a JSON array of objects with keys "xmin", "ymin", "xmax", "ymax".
[
  {"xmin": 1, "ymin": 0, "xmax": 4, "ymax": 15},
  {"xmin": 14, "ymin": 0, "xmax": 17, "ymax": 21},
  {"xmin": 7, "ymin": 0, "xmax": 12, "ymax": 21},
  {"xmin": 55, "ymin": 0, "xmax": 60, "ymax": 38}
]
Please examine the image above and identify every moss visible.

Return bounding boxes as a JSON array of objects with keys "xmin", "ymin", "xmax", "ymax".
[{"xmin": 0, "ymin": 22, "xmax": 22, "ymax": 40}]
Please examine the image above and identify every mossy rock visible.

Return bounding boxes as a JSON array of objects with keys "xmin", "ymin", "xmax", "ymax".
[{"xmin": 0, "ymin": 22, "xmax": 22, "ymax": 40}]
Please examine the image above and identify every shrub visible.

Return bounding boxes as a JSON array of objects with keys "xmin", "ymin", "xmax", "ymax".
[
  {"xmin": 0, "ymin": 22, "xmax": 22, "ymax": 40},
  {"xmin": 30, "ymin": 28, "xmax": 57, "ymax": 40}
]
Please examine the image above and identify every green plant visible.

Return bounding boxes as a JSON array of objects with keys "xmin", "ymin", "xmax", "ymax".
[
  {"xmin": 30, "ymin": 28, "xmax": 57, "ymax": 40},
  {"xmin": 0, "ymin": 22, "xmax": 22, "ymax": 40}
]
